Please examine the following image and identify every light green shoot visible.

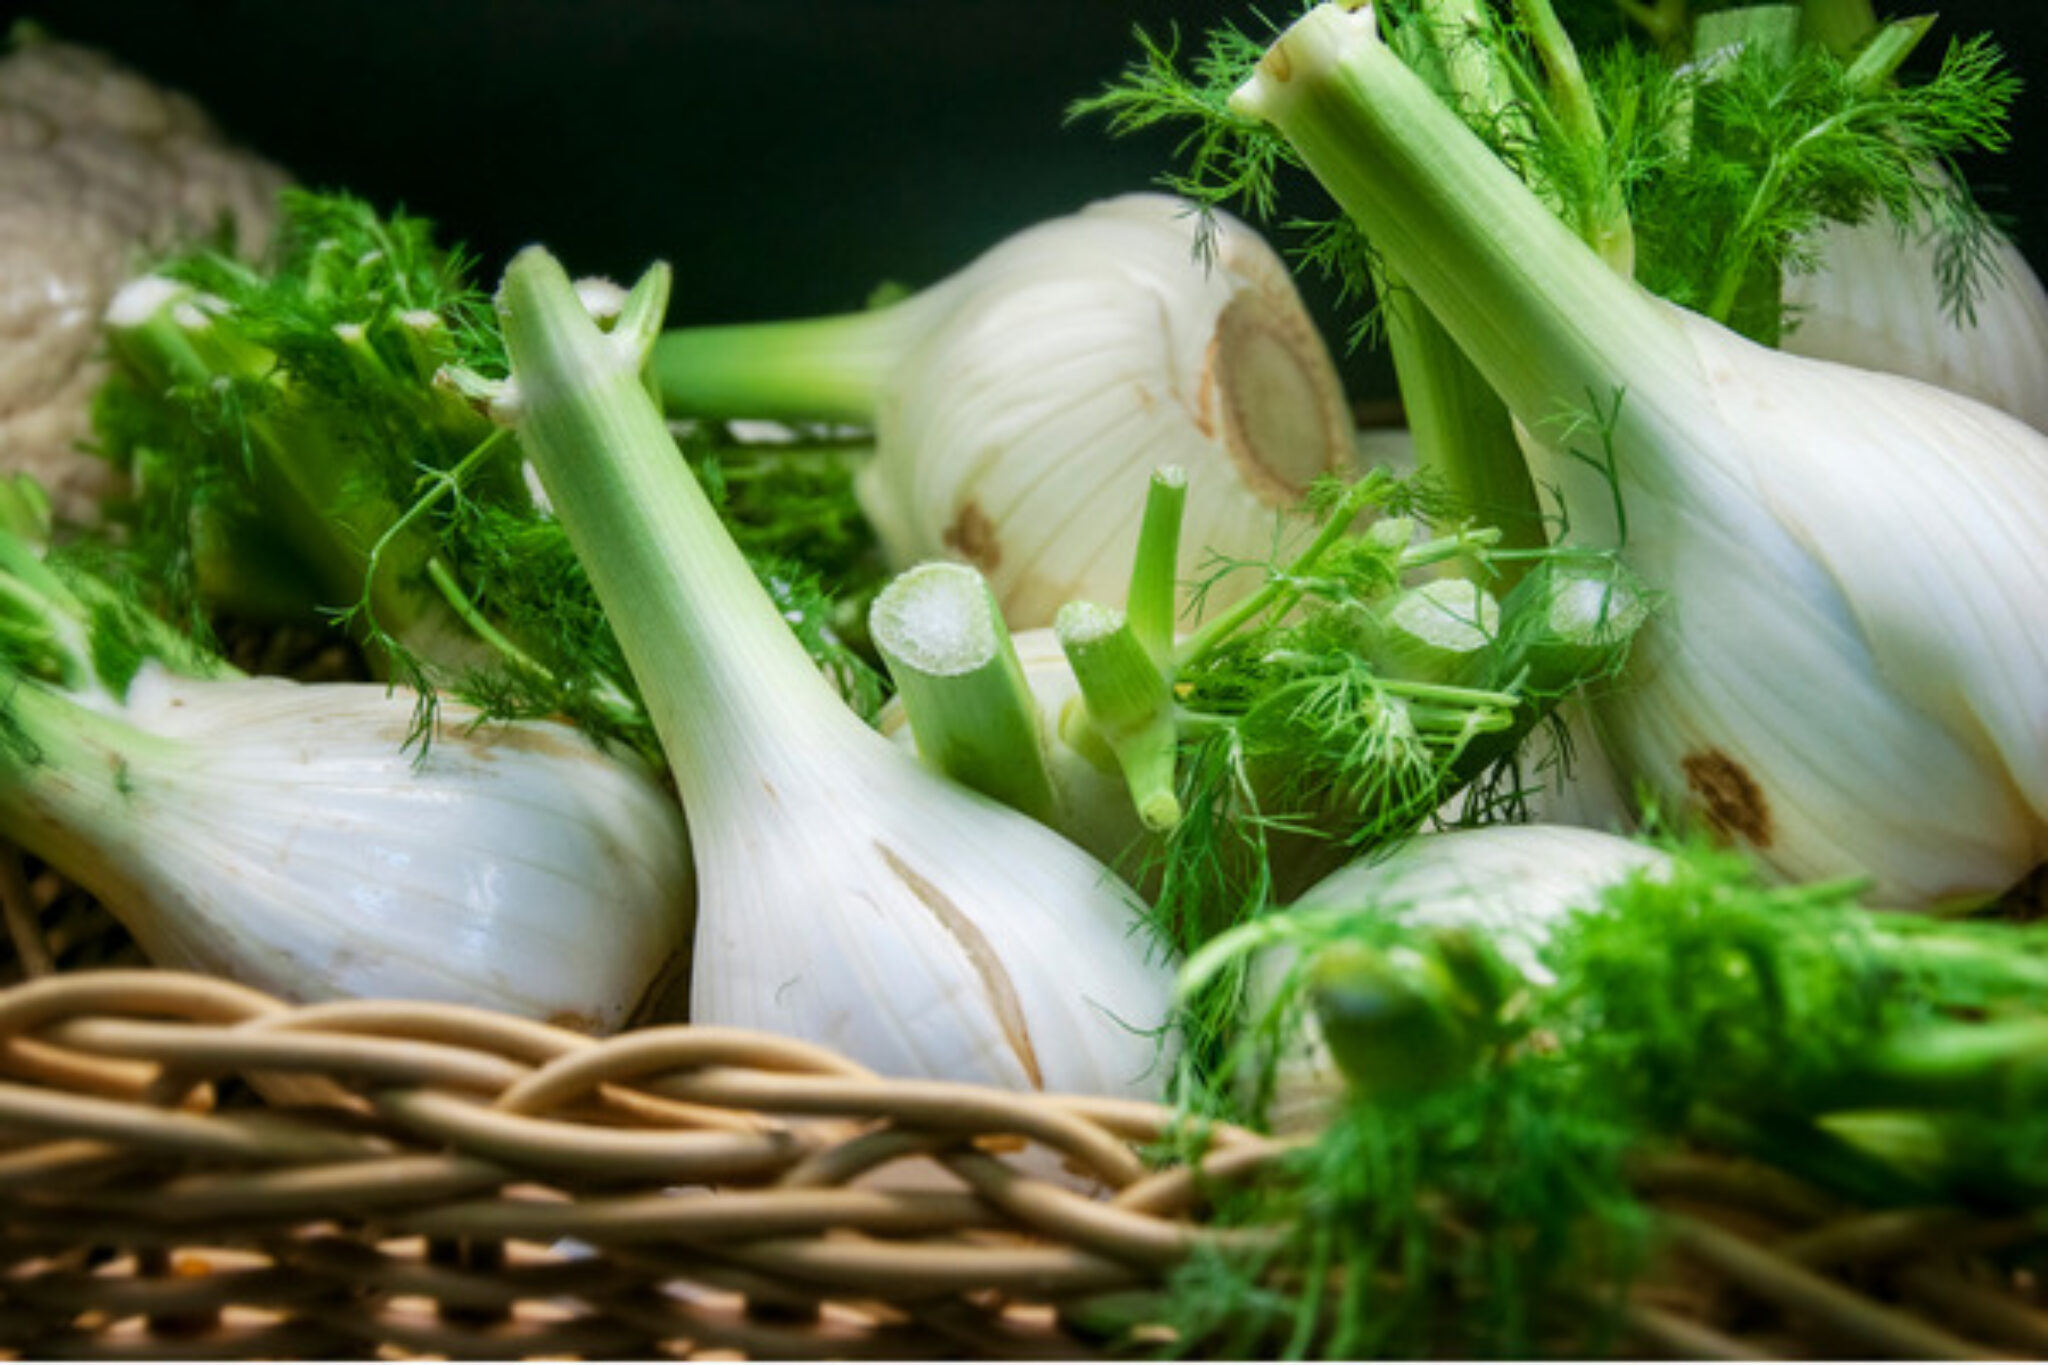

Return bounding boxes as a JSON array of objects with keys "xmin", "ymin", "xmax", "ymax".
[
  {"xmin": 1057, "ymin": 601, "xmax": 1181, "ymax": 831},
  {"xmin": 869, "ymin": 562, "xmax": 1059, "ymax": 826},
  {"xmin": 1125, "ymin": 465, "xmax": 1188, "ymax": 671}
]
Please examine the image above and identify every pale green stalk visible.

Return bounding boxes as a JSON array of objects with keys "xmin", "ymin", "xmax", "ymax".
[
  {"xmin": 1692, "ymin": 6, "xmax": 1803, "ymax": 334},
  {"xmin": 1228, "ymin": 3, "xmax": 1702, "ymax": 548},
  {"xmin": 1798, "ymin": 0, "xmax": 1879, "ymax": 58},
  {"xmin": 1366, "ymin": 578, "xmax": 1501, "ymax": 686},
  {"xmin": 1125, "ymin": 466, "xmax": 1188, "ymax": 671},
  {"xmin": 1057, "ymin": 601, "xmax": 1181, "ymax": 830},
  {"xmin": 1840, "ymin": 17, "xmax": 1935, "ymax": 91},
  {"xmin": 1379, "ymin": 290, "xmax": 1542, "ymax": 557},
  {"xmin": 0, "ymin": 682, "xmax": 178, "ymax": 911},
  {"xmin": 649, "ymin": 293, "xmax": 944, "ymax": 423},
  {"xmin": 1514, "ymin": 0, "xmax": 1633, "ymax": 270},
  {"xmin": 495, "ymin": 253, "xmax": 843, "ymax": 804},
  {"xmin": 1382, "ymin": 0, "xmax": 1549, "ymax": 564},
  {"xmin": 869, "ymin": 562, "xmax": 1058, "ymax": 826}
]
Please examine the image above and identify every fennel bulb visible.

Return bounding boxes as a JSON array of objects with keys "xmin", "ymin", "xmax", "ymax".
[
  {"xmin": 1227, "ymin": 824, "xmax": 1669, "ymax": 1131},
  {"xmin": 1782, "ymin": 210, "xmax": 2048, "ymax": 433},
  {"xmin": 494, "ymin": 248, "xmax": 1177, "ymax": 1097},
  {"xmin": 1285, "ymin": 825, "xmax": 1671, "ymax": 984},
  {"xmin": 652, "ymin": 194, "xmax": 1358, "ymax": 628},
  {"xmin": 0, "ymin": 481, "xmax": 695, "ymax": 1028},
  {"xmin": 8, "ymin": 666, "xmax": 694, "ymax": 1029},
  {"xmin": 1229, "ymin": 3, "xmax": 2048, "ymax": 907}
]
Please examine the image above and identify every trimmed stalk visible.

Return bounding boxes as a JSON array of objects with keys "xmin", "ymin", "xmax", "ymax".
[
  {"xmin": 869, "ymin": 562, "xmax": 1059, "ymax": 826},
  {"xmin": 1365, "ymin": 578, "xmax": 1502, "ymax": 687},
  {"xmin": 1693, "ymin": 6, "xmax": 1806, "ymax": 336},
  {"xmin": 1126, "ymin": 465, "xmax": 1188, "ymax": 671},
  {"xmin": 1514, "ymin": 0, "xmax": 1633, "ymax": 269},
  {"xmin": 1380, "ymin": 291, "xmax": 1544, "ymax": 560},
  {"xmin": 494, "ymin": 260, "xmax": 830, "ymax": 783},
  {"xmin": 1307, "ymin": 929, "xmax": 1514, "ymax": 1102},
  {"xmin": 1057, "ymin": 602, "xmax": 1182, "ymax": 831},
  {"xmin": 1495, "ymin": 555, "xmax": 1653, "ymax": 693},
  {"xmin": 1382, "ymin": 0, "xmax": 1550, "ymax": 565}
]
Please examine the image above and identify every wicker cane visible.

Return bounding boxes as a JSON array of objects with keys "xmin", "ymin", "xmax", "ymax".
[{"xmin": 2, "ymin": 847, "xmax": 2047, "ymax": 1360}]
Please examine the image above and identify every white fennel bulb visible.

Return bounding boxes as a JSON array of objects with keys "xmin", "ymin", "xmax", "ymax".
[
  {"xmin": 1782, "ymin": 209, "xmax": 2048, "ymax": 433},
  {"xmin": 497, "ymin": 248, "xmax": 1178, "ymax": 1097},
  {"xmin": 1231, "ymin": 4, "xmax": 2048, "ymax": 908},
  {"xmin": 1509, "ymin": 700, "xmax": 1633, "ymax": 830},
  {"xmin": 1286, "ymin": 825, "xmax": 1670, "ymax": 981},
  {"xmin": 653, "ymin": 194, "xmax": 1358, "ymax": 628},
  {"xmin": 1556, "ymin": 326, "xmax": 2048, "ymax": 904},
  {"xmin": 4, "ymin": 664, "xmax": 694, "ymax": 1030},
  {"xmin": 1238, "ymin": 824, "xmax": 1669, "ymax": 1132}
]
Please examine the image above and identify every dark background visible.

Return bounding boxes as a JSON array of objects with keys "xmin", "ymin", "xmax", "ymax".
[{"xmin": 21, "ymin": 1, "xmax": 2047, "ymax": 401}]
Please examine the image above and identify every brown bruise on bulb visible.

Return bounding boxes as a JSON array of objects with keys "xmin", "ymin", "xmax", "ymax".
[
  {"xmin": 942, "ymin": 500, "xmax": 1002, "ymax": 572},
  {"xmin": 1682, "ymin": 747, "xmax": 1773, "ymax": 847},
  {"xmin": 875, "ymin": 842, "xmax": 1045, "ymax": 1090}
]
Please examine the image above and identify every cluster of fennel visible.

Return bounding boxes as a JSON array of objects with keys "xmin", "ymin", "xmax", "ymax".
[
  {"xmin": 476, "ymin": 242, "xmax": 1640, "ymax": 1099},
  {"xmin": 41, "ymin": 0, "xmax": 2042, "ymax": 1154},
  {"xmin": 1025, "ymin": 2, "xmax": 2048, "ymax": 1351},
  {"xmin": 3, "ymin": 15, "xmax": 2042, "ymax": 1350},
  {"xmin": 1089, "ymin": 0, "xmax": 2048, "ymax": 910},
  {"xmin": 72, "ymin": 180, "xmax": 1653, "ymax": 1098}
]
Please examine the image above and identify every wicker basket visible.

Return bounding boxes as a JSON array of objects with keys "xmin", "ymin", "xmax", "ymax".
[{"xmin": 3, "ymin": 849, "xmax": 2046, "ymax": 1361}]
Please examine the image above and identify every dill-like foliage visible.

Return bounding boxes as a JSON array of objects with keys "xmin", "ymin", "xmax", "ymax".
[
  {"xmin": 1546, "ymin": 845, "xmax": 2048, "ymax": 1205},
  {"xmin": 1075, "ymin": 0, "xmax": 2018, "ymax": 347},
  {"xmin": 1149, "ymin": 839, "xmax": 2048, "ymax": 1357},
  {"xmin": 90, "ymin": 191, "xmax": 884, "ymax": 761},
  {"xmin": 1072, "ymin": 17, "xmax": 1296, "ymax": 229},
  {"xmin": 1121, "ymin": 469, "xmax": 1643, "ymax": 1093},
  {"xmin": 1157, "ymin": 908, "xmax": 1649, "ymax": 1359},
  {"xmin": 1630, "ymin": 27, "xmax": 2021, "ymax": 336}
]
